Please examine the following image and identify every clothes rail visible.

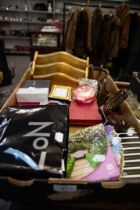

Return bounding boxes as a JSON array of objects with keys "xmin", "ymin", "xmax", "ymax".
[
  {"xmin": 62, "ymin": 1, "xmax": 140, "ymax": 49},
  {"xmin": 67, "ymin": 0, "xmax": 140, "ymax": 5},
  {"xmin": 96, "ymin": 0, "xmax": 140, "ymax": 4},
  {"xmin": 62, "ymin": 2, "xmax": 115, "ymax": 49}
]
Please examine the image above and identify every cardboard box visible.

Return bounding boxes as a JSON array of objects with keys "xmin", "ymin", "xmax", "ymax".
[{"xmin": 0, "ymin": 66, "xmax": 140, "ymax": 204}]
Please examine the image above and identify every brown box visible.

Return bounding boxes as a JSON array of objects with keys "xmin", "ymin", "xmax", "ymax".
[{"xmin": 0, "ymin": 64, "xmax": 140, "ymax": 206}]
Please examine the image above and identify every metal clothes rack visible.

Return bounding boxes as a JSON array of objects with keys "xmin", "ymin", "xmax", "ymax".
[
  {"xmin": 62, "ymin": 1, "xmax": 140, "ymax": 49},
  {"xmin": 63, "ymin": 2, "xmax": 114, "ymax": 48}
]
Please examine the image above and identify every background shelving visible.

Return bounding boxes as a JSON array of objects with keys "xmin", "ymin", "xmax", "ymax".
[
  {"xmin": 0, "ymin": 0, "xmax": 140, "ymax": 56},
  {"xmin": 0, "ymin": 0, "xmax": 64, "ymax": 56}
]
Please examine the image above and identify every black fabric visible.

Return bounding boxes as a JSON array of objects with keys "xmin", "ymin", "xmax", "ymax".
[
  {"xmin": 0, "ymin": 105, "xmax": 69, "ymax": 180},
  {"xmin": 124, "ymin": 14, "xmax": 140, "ymax": 74},
  {"xmin": 109, "ymin": 13, "xmax": 139, "ymax": 80},
  {"xmin": 101, "ymin": 14, "xmax": 111, "ymax": 65},
  {"xmin": 73, "ymin": 10, "xmax": 88, "ymax": 58},
  {"xmin": 0, "ymin": 40, "xmax": 12, "ymax": 86},
  {"xmin": 91, "ymin": 8, "xmax": 103, "ymax": 66}
]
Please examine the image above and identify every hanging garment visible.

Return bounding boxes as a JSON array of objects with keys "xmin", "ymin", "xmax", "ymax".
[
  {"xmin": 110, "ymin": 13, "xmax": 138, "ymax": 80},
  {"xmin": 116, "ymin": 4, "xmax": 130, "ymax": 26},
  {"xmin": 110, "ymin": 14, "xmax": 131, "ymax": 79},
  {"xmin": 91, "ymin": 8, "xmax": 103, "ymax": 66},
  {"xmin": 119, "ymin": 14, "xmax": 131, "ymax": 49},
  {"xmin": 125, "ymin": 14, "xmax": 140, "ymax": 75},
  {"xmin": 65, "ymin": 10, "xmax": 78, "ymax": 54},
  {"xmin": 119, "ymin": 13, "xmax": 138, "ymax": 76},
  {"xmin": 74, "ymin": 9, "xmax": 89, "ymax": 58},
  {"xmin": 108, "ymin": 15, "xmax": 121, "ymax": 58},
  {"xmin": 100, "ymin": 13, "xmax": 111, "ymax": 65},
  {"xmin": 83, "ymin": 7, "xmax": 93, "ymax": 52},
  {"xmin": 110, "ymin": 4, "xmax": 130, "ymax": 58}
]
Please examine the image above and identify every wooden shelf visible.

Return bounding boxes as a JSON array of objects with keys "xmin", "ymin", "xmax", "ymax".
[
  {"xmin": 0, "ymin": 0, "xmax": 64, "ymax": 57},
  {"xmin": 0, "ymin": 20, "xmax": 54, "ymax": 25},
  {"xmin": 0, "ymin": 9, "xmax": 65, "ymax": 15},
  {"xmin": 0, "ymin": 35, "xmax": 30, "ymax": 40},
  {"xmin": 5, "ymin": 50, "xmax": 30, "ymax": 55}
]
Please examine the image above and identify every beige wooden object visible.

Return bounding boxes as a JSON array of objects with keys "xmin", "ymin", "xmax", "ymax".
[
  {"xmin": 30, "ymin": 51, "xmax": 89, "ymax": 82},
  {"xmin": 33, "ymin": 72, "xmax": 79, "ymax": 88},
  {"xmin": 34, "ymin": 51, "xmax": 89, "ymax": 69},
  {"xmin": 34, "ymin": 62, "xmax": 85, "ymax": 79}
]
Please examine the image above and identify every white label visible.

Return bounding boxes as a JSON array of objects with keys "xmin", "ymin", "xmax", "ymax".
[
  {"xmin": 18, "ymin": 87, "xmax": 49, "ymax": 94},
  {"xmin": 127, "ymin": 128, "xmax": 135, "ymax": 136},
  {"xmin": 112, "ymin": 137, "xmax": 121, "ymax": 145},
  {"xmin": 55, "ymin": 132, "xmax": 64, "ymax": 143},
  {"xmin": 53, "ymin": 185, "xmax": 77, "ymax": 192},
  {"xmin": 16, "ymin": 88, "xmax": 49, "ymax": 103},
  {"xmin": 61, "ymin": 159, "xmax": 65, "ymax": 172},
  {"xmin": 38, "ymin": 151, "xmax": 47, "ymax": 170},
  {"xmin": 106, "ymin": 163, "xmax": 114, "ymax": 171},
  {"xmin": 93, "ymin": 154, "xmax": 105, "ymax": 162},
  {"xmin": 53, "ymin": 87, "xmax": 68, "ymax": 97}
]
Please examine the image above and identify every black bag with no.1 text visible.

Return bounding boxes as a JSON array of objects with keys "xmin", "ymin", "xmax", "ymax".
[{"xmin": 0, "ymin": 105, "xmax": 69, "ymax": 180}]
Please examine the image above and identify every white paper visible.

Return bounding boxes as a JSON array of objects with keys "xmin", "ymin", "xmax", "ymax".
[{"xmin": 53, "ymin": 87, "xmax": 68, "ymax": 97}]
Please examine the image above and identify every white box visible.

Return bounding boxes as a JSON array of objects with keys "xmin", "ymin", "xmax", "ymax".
[{"xmin": 16, "ymin": 80, "xmax": 50, "ymax": 104}]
